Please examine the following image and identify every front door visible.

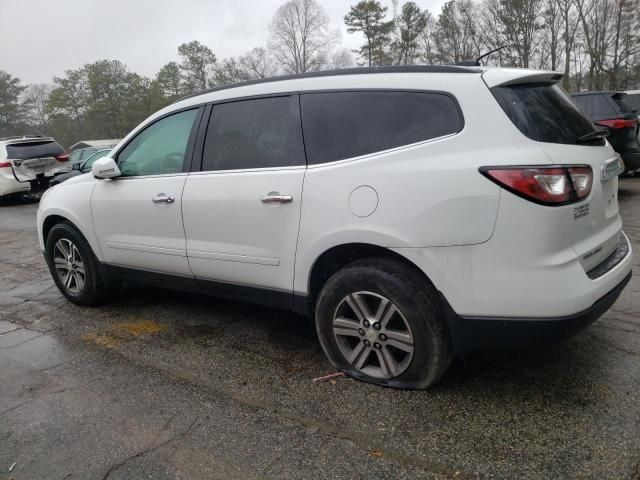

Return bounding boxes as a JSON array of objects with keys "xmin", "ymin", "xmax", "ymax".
[
  {"xmin": 182, "ymin": 95, "xmax": 306, "ymax": 300},
  {"xmin": 91, "ymin": 108, "xmax": 200, "ymax": 276}
]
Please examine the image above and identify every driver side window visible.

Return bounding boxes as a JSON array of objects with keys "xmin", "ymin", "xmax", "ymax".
[{"xmin": 117, "ymin": 109, "xmax": 198, "ymax": 177}]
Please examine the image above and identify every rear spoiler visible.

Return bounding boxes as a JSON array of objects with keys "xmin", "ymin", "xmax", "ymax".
[
  {"xmin": 5, "ymin": 136, "xmax": 55, "ymax": 146},
  {"xmin": 482, "ymin": 69, "xmax": 564, "ymax": 88}
]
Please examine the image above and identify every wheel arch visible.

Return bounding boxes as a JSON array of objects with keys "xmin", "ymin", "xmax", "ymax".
[
  {"xmin": 40, "ymin": 210, "xmax": 104, "ymax": 262},
  {"xmin": 305, "ymin": 243, "xmax": 439, "ymax": 313}
]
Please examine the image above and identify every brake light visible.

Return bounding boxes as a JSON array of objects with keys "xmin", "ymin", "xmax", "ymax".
[
  {"xmin": 480, "ymin": 166, "xmax": 592, "ymax": 206},
  {"xmin": 0, "ymin": 161, "xmax": 11, "ymax": 168},
  {"xmin": 595, "ymin": 119, "xmax": 637, "ymax": 130},
  {"xmin": 55, "ymin": 153, "xmax": 70, "ymax": 162}
]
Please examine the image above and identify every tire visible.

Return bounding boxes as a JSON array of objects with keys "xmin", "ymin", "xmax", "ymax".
[
  {"xmin": 45, "ymin": 222, "xmax": 111, "ymax": 306},
  {"xmin": 315, "ymin": 257, "xmax": 452, "ymax": 389}
]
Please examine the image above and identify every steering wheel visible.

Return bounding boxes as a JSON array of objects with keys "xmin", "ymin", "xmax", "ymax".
[{"xmin": 159, "ymin": 152, "xmax": 184, "ymax": 174}]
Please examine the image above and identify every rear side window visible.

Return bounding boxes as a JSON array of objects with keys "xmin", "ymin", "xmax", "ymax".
[
  {"xmin": 202, "ymin": 96, "xmax": 304, "ymax": 171},
  {"xmin": 6, "ymin": 140, "xmax": 64, "ymax": 160},
  {"xmin": 301, "ymin": 91, "xmax": 463, "ymax": 164},
  {"xmin": 492, "ymin": 83, "xmax": 597, "ymax": 145},
  {"xmin": 572, "ymin": 94, "xmax": 619, "ymax": 117}
]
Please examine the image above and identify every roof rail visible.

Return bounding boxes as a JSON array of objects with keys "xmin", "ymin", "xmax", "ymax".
[{"xmin": 175, "ymin": 64, "xmax": 482, "ymax": 103}]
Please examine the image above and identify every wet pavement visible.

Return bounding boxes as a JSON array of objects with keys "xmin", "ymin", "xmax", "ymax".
[{"xmin": 1, "ymin": 182, "xmax": 639, "ymax": 480}]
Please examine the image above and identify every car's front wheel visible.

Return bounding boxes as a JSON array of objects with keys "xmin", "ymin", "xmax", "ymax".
[
  {"xmin": 315, "ymin": 258, "xmax": 452, "ymax": 389},
  {"xmin": 45, "ymin": 222, "xmax": 111, "ymax": 306}
]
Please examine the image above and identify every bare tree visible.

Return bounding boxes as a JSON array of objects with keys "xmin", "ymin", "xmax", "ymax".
[
  {"xmin": 22, "ymin": 84, "xmax": 56, "ymax": 132},
  {"xmin": 269, "ymin": 0, "xmax": 338, "ymax": 74},
  {"xmin": 556, "ymin": 0, "xmax": 581, "ymax": 89},
  {"xmin": 539, "ymin": 0, "xmax": 563, "ymax": 70},
  {"xmin": 238, "ymin": 47, "xmax": 277, "ymax": 79},
  {"xmin": 434, "ymin": 0, "xmax": 483, "ymax": 64}
]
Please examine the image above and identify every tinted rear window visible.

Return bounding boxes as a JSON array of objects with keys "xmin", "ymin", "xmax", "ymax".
[
  {"xmin": 612, "ymin": 94, "xmax": 637, "ymax": 114},
  {"xmin": 624, "ymin": 94, "xmax": 640, "ymax": 111},
  {"xmin": 202, "ymin": 96, "xmax": 304, "ymax": 171},
  {"xmin": 492, "ymin": 83, "xmax": 597, "ymax": 145},
  {"xmin": 6, "ymin": 141, "xmax": 64, "ymax": 160},
  {"xmin": 571, "ymin": 94, "xmax": 619, "ymax": 117},
  {"xmin": 301, "ymin": 91, "xmax": 463, "ymax": 164}
]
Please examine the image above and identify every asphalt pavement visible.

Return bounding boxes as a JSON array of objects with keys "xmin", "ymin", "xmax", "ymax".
[{"xmin": 1, "ymin": 181, "xmax": 639, "ymax": 479}]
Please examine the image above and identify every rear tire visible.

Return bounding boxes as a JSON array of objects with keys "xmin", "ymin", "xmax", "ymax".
[
  {"xmin": 45, "ymin": 222, "xmax": 111, "ymax": 306},
  {"xmin": 315, "ymin": 258, "xmax": 452, "ymax": 389}
]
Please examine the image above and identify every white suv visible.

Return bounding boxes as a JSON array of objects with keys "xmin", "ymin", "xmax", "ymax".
[
  {"xmin": 37, "ymin": 66, "xmax": 633, "ymax": 389},
  {"xmin": 0, "ymin": 136, "xmax": 71, "ymax": 197}
]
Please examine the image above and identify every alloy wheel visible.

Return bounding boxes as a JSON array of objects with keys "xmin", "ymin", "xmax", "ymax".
[
  {"xmin": 333, "ymin": 291, "xmax": 414, "ymax": 379},
  {"xmin": 53, "ymin": 238, "xmax": 86, "ymax": 295}
]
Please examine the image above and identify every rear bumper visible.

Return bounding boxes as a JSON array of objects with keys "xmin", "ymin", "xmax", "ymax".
[{"xmin": 447, "ymin": 271, "xmax": 631, "ymax": 354}]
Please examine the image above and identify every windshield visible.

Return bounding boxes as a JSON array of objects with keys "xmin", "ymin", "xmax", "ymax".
[{"xmin": 491, "ymin": 83, "xmax": 600, "ymax": 145}]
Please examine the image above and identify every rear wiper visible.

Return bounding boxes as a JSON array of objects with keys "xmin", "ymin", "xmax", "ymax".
[{"xmin": 577, "ymin": 130, "xmax": 609, "ymax": 144}]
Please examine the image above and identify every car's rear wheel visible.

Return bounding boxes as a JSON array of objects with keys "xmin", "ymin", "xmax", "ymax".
[
  {"xmin": 315, "ymin": 258, "xmax": 452, "ymax": 389},
  {"xmin": 45, "ymin": 222, "xmax": 111, "ymax": 306}
]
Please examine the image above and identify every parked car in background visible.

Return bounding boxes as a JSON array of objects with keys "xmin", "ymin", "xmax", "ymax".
[
  {"xmin": 50, "ymin": 149, "xmax": 112, "ymax": 187},
  {"xmin": 38, "ymin": 66, "xmax": 632, "ymax": 389},
  {"xmin": 0, "ymin": 135, "xmax": 71, "ymax": 198},
  {"xmin": 571, "ymin": 91, "xmax": 640, "ymax": 173},
  {"xmin": 624, "ymin": 90, "xmax": 640, "ymax": 138},
  {"xmin": 69, "ymin": 140, "xmax": 120, "ymax": 169}
]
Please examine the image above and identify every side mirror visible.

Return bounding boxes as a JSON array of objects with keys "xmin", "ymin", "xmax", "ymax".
[
  {"xmin": 92, "ymin": 157, "xmax": 121, "ymax": 179},
  {"xmin": 72, "ymin": 163, "xmax": 81, "ymax": 171}
]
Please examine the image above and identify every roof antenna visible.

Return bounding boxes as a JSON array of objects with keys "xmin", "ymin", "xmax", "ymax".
[{"xmin": 455, "ymin": 45, "xmax": 509, "ymax": 66}]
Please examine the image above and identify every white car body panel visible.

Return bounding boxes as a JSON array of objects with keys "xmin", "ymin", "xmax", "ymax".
[
  {"xmin": 37, "ymin": 67, "xmax": 632, "ymax": 325},
  {"xmin": 91, "ymin": 174, "xmax": 192, "ymax": 276},
  {"xmin": 183, "ymin": 167, "xmax": 305, "ymax": 291}
]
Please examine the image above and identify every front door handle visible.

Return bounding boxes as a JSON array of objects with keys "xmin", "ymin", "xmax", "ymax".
[
  {"xmin": 261, "ymin": 193, "xmax": 293, "ymax": 204},
  {"xmin": 152, "ymin": 193, "xmax": 175, "ymax": 204}
]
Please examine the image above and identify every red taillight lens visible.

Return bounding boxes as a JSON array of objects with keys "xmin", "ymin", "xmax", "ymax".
[
  {"xmin": 0, "ymin": 161, "xmax": 11, "ymax": 168},
  {"xmin": 595, "ymin": 119, "xmax": 637, "ymax": 130},
  {"xmin": 55, "ymin": 153, "xmax": 70, "ymax": 162},
  {"xmin": 480, "ymin": 166, "xmax": 592, "ymax": 206}
]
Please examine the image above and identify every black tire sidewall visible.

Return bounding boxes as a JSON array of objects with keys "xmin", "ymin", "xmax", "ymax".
[
  {"xmin": 315, "ymin": 259, "xmax": 451, "ymax": 389},
  {"xmin": 45, "ymin": 222, "xmax": 107, "ymax": 306}
]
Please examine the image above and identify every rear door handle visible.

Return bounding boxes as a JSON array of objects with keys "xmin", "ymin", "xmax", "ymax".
[
  {"xmin": 152, "ymin": 193, "xmax": 175, "ymax": 204},
  {"xmin": 261, "ymin": 193, "xmax": 293, "ymax": 204}
]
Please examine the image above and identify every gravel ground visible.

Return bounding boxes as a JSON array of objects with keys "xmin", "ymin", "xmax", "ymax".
[{"xmin": 0, "ymin": 180, "xmax": 639, "ymax": 480}]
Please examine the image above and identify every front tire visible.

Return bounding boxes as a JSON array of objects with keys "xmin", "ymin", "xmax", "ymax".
[
  {"xmin": 45, "ymin": 222, "xmax": 111, "ymax": 306},
  {"xmin": 315, "ymin": 258, "xmax": 452, "ymax": 389}
]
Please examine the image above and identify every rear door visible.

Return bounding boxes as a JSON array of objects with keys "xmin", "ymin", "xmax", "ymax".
[
  {"xmin": 182, "ymin": 95, "xmax": 305, "ymax": 305},
  {"xmin": 486, "ymin": 74, "xmax": 622, "ymax": 269},
  {"xmin": 5, "ymin": 139, "xmax": 70, "ymax": 181}
]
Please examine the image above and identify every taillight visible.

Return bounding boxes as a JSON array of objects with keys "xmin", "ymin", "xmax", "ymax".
[
  {"xmin": 595, "ymin": 119, "xmax": 637, "ymax": 130},
  {"xmin": 480, "ymin": 165, "xmax": 592, "ymax": 206},
  {"xmin": 55, "ymin": 153, "xmax": 70, "ymax": 162},
  {"xmin": 0, "ymin": 161, "xmax": 11, "ymax": 168}
]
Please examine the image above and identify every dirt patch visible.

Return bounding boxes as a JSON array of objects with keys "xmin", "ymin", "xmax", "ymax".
[{"xmin": 82, "ymin": 319, "xmax": 166, "ymax": 348}]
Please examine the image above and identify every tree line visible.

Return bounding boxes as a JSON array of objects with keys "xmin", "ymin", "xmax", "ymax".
[{"xmin": 1, "ymin": 0, "xmax": 639, "ymax": 148}]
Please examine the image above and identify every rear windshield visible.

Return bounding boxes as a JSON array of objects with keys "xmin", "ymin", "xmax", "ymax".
[
  {"xmin": 492, "ymin": 83, "xmax": 598, "ymax": 145},
  {"xmin": 6, "ymin": 140, "xmax": 64, "ymax": 160}
]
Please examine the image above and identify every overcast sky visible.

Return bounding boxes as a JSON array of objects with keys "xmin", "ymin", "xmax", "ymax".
[{"xmin": 0, "ymin": 0, "xmax": 447, "ymax": 85}]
